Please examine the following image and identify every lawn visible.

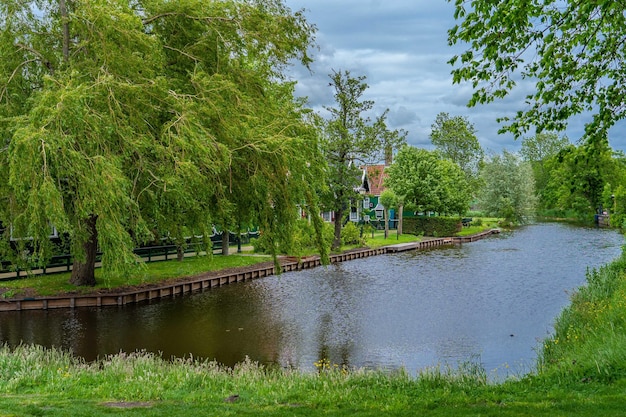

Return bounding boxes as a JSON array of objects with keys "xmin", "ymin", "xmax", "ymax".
[{"xmin": 0, "ymin": 253, "xmax": 271, "ymax": 298}]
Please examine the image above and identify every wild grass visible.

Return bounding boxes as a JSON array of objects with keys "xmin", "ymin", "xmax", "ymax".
[
  {"xmin": 1, "ymin": 344, "xmax": 626, "ymax": 416},
  {"xmin": 537, "ymin": 250, "xmax": 626, "ymax": 384}
]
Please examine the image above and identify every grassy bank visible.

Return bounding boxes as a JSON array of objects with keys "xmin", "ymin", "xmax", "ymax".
[
  {"xmin": 0, "ymin": 219, "xmax": 499, "ymax": 298},
  {"xmin": 1, "ymin": 343, "xmax": 626, "ymax": 416},
  {"xmin": 536, "ymin": 249, "xmax": 626, "ymax": 384},
  {"xmin": 0, "ymin": 254, "xmax": 272, "ymax": 298},
  {"xmin": 1, "ymin": 241, "xmax": 626, "ymax": 415}
]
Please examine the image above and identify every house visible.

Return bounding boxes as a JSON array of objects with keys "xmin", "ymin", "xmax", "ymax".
[
  {"xmin": 319, "ymin": 163, "xmax": 395, "ymax": 226},
  {"xmin": 346, "ymin": 164, "xmax": 396, "ymax": 226}
]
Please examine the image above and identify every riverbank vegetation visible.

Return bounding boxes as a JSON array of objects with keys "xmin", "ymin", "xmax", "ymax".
[{"xmin": 0, "ymin": 227, "xmax": 428, "ymax": 299}]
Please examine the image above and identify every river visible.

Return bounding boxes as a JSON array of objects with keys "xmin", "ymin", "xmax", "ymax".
[{"xmin": 0, "ymin": 223, "xmax": 622, "ymax": 378}]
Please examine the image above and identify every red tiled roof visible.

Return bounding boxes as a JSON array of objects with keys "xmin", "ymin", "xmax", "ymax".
[{"xmin": 365, "ymin": 164, "xmax": 387, "ymax": 196}]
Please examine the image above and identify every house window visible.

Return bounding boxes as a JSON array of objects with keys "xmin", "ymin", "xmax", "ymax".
[
  {"xmin": 362, "ymin": 197, "xmax": 370, "ymax": 209},
  {"xmin": 350, "ymin": 205, "xmax": 358, "ymax": 221}
]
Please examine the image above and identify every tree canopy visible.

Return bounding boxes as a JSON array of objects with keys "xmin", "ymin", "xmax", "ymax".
[
  {"xmin": 541, "ymin": 138, "xmax": 618, "ymax": 218},
  {"xmin": 478, "ymin": 151, "xmax": 537, "ymax": 224},
  {"xmin": 0, "ymin": 0, "xmax": 323, "ymax": 285},
  {"xmin": 448, "ymin": 0, "xmax": 626, "ymax": 140},
  {"xmin": 429, "ymin": 112, "xmax": 483, "ymax": 183},
  {"xmin": 385, "ymin": 146, "xmax": 470, "ymax": 216},
  {"xmin": 520, "ymin": 132, "xmax": 570, "ymax": 207}
]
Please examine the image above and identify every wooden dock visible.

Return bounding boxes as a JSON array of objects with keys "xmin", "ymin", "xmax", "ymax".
[
  {"xmin": 451, "ymin": 228, "xmax": 500, "ymax": 243},
  {"xmin": 0, "ymin": 229, "xmax": 500, "ymax": 312},
  {"xmin": 385, "ymin": 237, "xmax": 453, "ymax": 253}
]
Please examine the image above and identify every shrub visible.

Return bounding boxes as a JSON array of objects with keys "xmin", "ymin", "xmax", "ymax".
[
  {"xmin": 253, "ymin": 220, "xmax": 333, "ymax": 256},
  {"xmin": 341, "ymin": 222, "xmax": 365, "ymax": 246}
]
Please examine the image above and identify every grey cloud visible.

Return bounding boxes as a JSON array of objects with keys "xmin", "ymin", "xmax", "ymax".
[
  {"xmin": 388, "ymin": 106, "xmax": 418, "ymax": 127},
  {"xmin": 284, "ymin": 0, "xmax": 624, "ymax": 153}
]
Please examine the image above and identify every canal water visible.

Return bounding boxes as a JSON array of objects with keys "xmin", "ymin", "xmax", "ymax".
[{"xmin": 0, "ymin": 223, "xmax": 623, "ymax": 378}]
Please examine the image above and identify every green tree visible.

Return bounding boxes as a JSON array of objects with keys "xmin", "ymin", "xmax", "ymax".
[
  {"xmin": 542, "ymin": 139, "xmax": 616, "ymax": 219},
  {"xmin": 448, "ymin": 1, "xmax": 626, "ymax": 141},
  {"xmin": 379, "ymin": 189, "xmax": 397, "ymax": 239},
  {"xmin": 320, "ymin": 70, "xmax": 406, "ymax": 250},
  {"xmin": 385, "ymin": 146, "xmax": 471, "ymax": 216},
  {"xmin": 429, "ymin": 112, "xmax": 484, "ymax": 184},
  {"xmin": 520, "ymin": 132, "xmax": 570, "ymax": 208},
  {"xmin": 479, "ymin": 151, "xmax": 537, "ymax": 224},
  {"xmin": 0, "ymin": 0, "xmax": 322, "ymax": 286}
]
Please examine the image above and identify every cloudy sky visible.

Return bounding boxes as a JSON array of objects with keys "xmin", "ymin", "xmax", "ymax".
[{"xmin": 283, "ymin": 0, "xmax": 625, "ymax": 155}]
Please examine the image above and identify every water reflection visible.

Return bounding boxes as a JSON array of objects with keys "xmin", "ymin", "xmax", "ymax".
[{"xmin": 0, "ymin": 223, "xmax": 622, "ymax": 377}]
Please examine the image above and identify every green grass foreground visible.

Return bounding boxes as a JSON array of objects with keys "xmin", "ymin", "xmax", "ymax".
[{"xmin": 1, "ymin": 344, "xmax": 625, "ymax": 417}]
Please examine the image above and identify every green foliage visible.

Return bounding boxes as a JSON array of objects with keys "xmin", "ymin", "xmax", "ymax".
[
  {"xmin": 449, "ymin": 0, "xmax": 626, "ymax": 141},
  {"xmin": 379, "ymin": 189, "xmax": 397, "ymax": 210},
  {"xmin": 0, "ymin": 0, "xmax": 325, "ymax": 285},
  {"xmin": 340, "ymin": 222, "xmax": 364, "ymax": 246},
  {"xmin": 540, "ymin": 138, "xmax": 620, "ymax": 220},
  {"xmin": 403, "ymin": 217, "xmax": 461, "ymax": 237},
  {"xmin": 430, "ymin": 112, "xmax": 484, "ymax": 184},
  {"xmin": 538, "ymin": 251, "xmax": 626, "ymax": 384},
  {"xmin": 478, "ymin": 151, "xmax": 537, "ymax": 224},
  {"xmin": 254, "ymin": 220, "xmax": 333, "ymax": 257},
  {"xmin": 386, "ymin": 146, "xmax": 471, "ymax": 215},
  {"xmin": 319, "ymin": 70, "xmax": 406, "ymax": 249},
  {"xmin": 520, "ymin": 132, "xmax": 570, "ymax": 208}
]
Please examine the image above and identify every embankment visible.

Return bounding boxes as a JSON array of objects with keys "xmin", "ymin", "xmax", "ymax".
[{"xmin": 0, "ymin": 229, "xmax": 500, "ymax": 312}]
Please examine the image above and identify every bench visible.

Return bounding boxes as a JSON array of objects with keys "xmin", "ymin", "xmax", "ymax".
[{"xmin": 461, "ymin": 217, "xmax": 473, "ymax": 227}]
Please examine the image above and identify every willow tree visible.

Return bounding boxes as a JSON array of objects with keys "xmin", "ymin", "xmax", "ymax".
[
  {"xmin": 0, "ymin": 0, "xmax": 322, "ymax": 286},
  {"xmin": 479, "ymin": 151, "xmax": 537, "ymax": 224}
]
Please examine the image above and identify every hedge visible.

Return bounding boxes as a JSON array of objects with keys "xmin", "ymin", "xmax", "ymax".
[{"xmin": 403, "ymin": 216, "xmax": 462, "ymax": 237}]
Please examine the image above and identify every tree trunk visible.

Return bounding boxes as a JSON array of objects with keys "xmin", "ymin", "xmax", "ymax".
[
  {"xmin": 59, "ymin": 0, "xmax": 70, "ymax": 63},
  {"xmin": 384, "ymin": 208, "xmax": 389, "ymax": 239},
  {"xmin": 176, "ymin": 245, "xmax": 184, "ymax": 262},
  {"xmin": 221, "ymin": 231, "xmax": 230, "ymax": 255},
  {"xmin": 69, "ymin": 215, "xmax": 98, "ymax": 287},
  {"xmin": 332, "ymin": 207, "xmax": 344, "ymax": 250},
  {"xmin": 398, "ymin": 204, "xmax": 404, "ymax": 236}
]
